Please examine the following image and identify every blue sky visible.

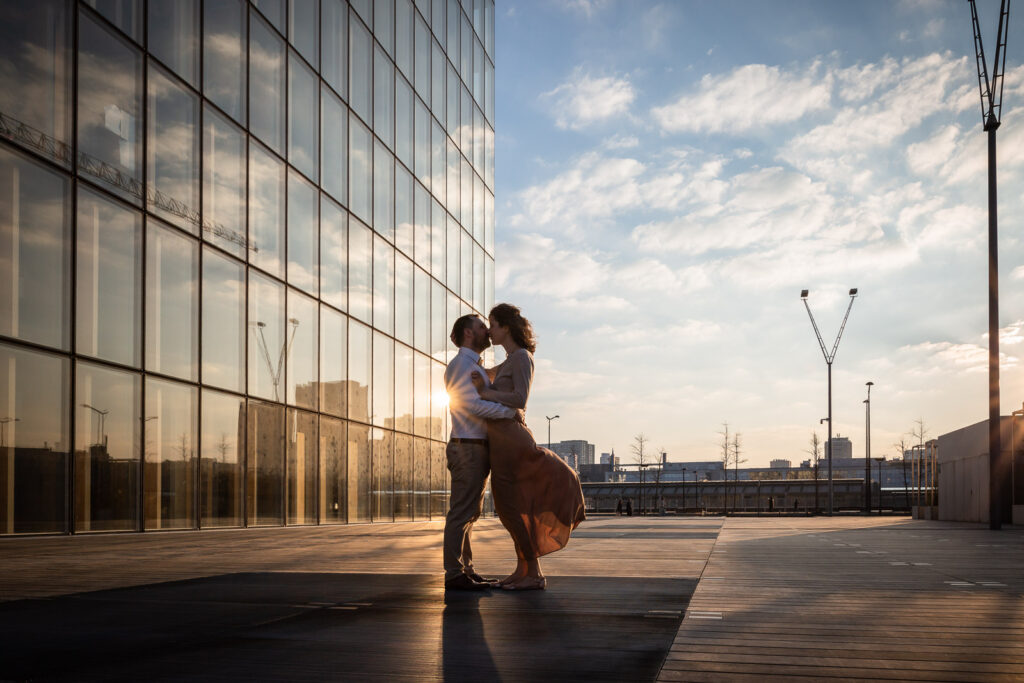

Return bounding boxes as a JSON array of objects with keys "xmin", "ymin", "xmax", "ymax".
[{"xmin": 492, "ymin": 0, "xmax": 1024, "ymax": 466}]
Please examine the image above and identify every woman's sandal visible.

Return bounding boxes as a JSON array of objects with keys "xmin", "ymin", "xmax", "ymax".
[{"xmin": 502, "ymin": 576, "xmax": 546, "ymax": 591}]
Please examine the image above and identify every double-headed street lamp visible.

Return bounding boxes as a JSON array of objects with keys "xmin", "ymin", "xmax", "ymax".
[
  {"xmin": 801, "ymin": 288, "xmax": 858, "ymax": 515},
  {"xmin": 545, "ymin": 415, "xmax": 559, "ymax": 452}
]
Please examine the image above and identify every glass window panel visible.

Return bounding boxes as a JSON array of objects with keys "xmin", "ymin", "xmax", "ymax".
[
  {"xmin": 377, "ymin": 0, "xmax": 395, "ymax": 56},
  {"xmin": 200, "ymin": 389, "xmax": 244, "ymax": 528},
  {"xmin": 76, "ymin": 187, "xmax": 141, "ymax": 366},
  {"xmin": 485, "ymin": 0, "xmax": 494, "ymax": 56},
  {"xmin": 0, "ymin": 147, "xmax": 71, "ymax": 350},
  {"xmin": 0, "ymin": 342, "xmax": 69, "ymax": 534},
  {"xmin": 460, "ymin": 12, "xmax": 472, "ymax": 84},
  {"xmin": 447, "ymin": 0, "xmax": 460, "ymax": 61},
  {"xmin": 289, "ymin": 53, "xmax": 319, "ymax": 182},
  {"xmin": 287, "ymin": 289, "xmax": 318, "ymax": 410},
  {"xmin": 0, "ymin": 0, "xmax": 72, "ymax": 164},
  {"xmin": 413, "ymin": 437, "xmax": 429, "ymax": 519},
  {"xmin": 473, "ymin": 0, "xmax": 483, "ymax": 37},
  {"xmin": 349, "ymin": 11, "xmax": 372, "ymax": 124},
  {"xmin": 321, "ymin": 86, "xmax": 348, "ymax": 205},
  {"xmin": 460, "ymin": 228, "xmax": 472, "ymax": 303},
  {"xmin": 460, "ymin": 85, "xmax": 473, "ymax": 161},
  {"xmin": 393, "ymin": 433, "xmax": 412, "ymax": 520},
  {"xmin": 395, "ymin": 253, "xmax": 413, "ymax": 345},
  {"xmin": 319, "ymin": 414, "xmax": 346, "ymax": 523},
  {"xmin": 201, "ymin": 247, "xmax": 245, "ymax": 392},
  {"xmin": 320, "ymin": 305, "xmax": 347, "ymax": 417},
  {"xmin": 203, "ymin": 106, "xmax": 247, "ymax": 258},
  {"xmin": 446, "ymin": 137, "xmax": 460, "ymax": 223},
  {"xmin": 77, "ymin": 13, "xmax": 143, "ymax": 204},
  {"xmin": 373, "ymin": 236, "xmax": 394, "ymax": 335},
  {"xmin": 143, "ymin": 377, "xmax": 197, "ymax": 530},
  {"xmin": 349, "ymin": 114, "xmax": 372, "ymax": 224},
  {"xmin": 473, "ymin": 104, "xmax": 484, "ymax": 174},
  {"xmin": 373, "ymin": 142, "xmax": 395, "ymax": 240},
  {"xmin": 149, "ymin": 0, "xmax": 199, "ymax": 87},
  {"xmin": 74, "ymin": 362, "xmax": 140, "ymax": 532},
  {"xmin": 347, "ymin": 421, "xmax": 370, "ymax": 522},
  {"xmin": 485, "ymin": 58, "xmax": 494, "ymax": 125},
  {"xmin": 287, "ymin": 170, "xmax": 318, "ymax": 294},
  {"xmin": 431, "ymin": 120, "xmax": 446, "ymax": 206},
  {"xmin": 485, "ymin": 121, "xmax": 494, "ymax": 189},
  {"xmin": 473, "ymin": 37, "xmax": 484, "ymax": 107},
  {"xmin": 348, "ymin": 319, "xmax": 371, "ymax": 423},
  {"xmin": 287, "ymin": 408, "xmax": 317, "ymax": 524},
  {"xmin": 320, "ymin": 195, "xmax": 347, "ymax": 311},
  {"xmin": 249, "ymin": 12, "xmax": 286, "ymax": 154},
  {"xmin": 484, "ymin": 186, "xmax": 493, "ymax": 253},
  {"xmin": 373, "ymin": 46, "xmax": 395, "ymax": 149},
  {"xmin": 413, "ymin": 351, "xmax": 429, "ymax": 437},
  {"xmin": 372, "ymin": 333, "xmax": 394, "ymax": 428},
  {"xmin": 351, "ymin": 0, "xmax": 372, "ymax": 28},
  {"xmin": 253, "ymin": 0, "xmax": 286, "ymax": 33},
  {"xmin": 431, "ymin": 279, "xmax": 446, "ymax": 359},
  {"xmin": 447, "ymin": 292, "xmax": 460, "ymax": 364},
  {"xmin": 395, "ymin": 163, "xmax": 414, "ymax": 257},
  {"xmin": 446, "ymin": 214, "xmax": 459, "ymax": 293},
  {"xmin": 414, "ymin": 182, "xmax": 430, "ymax": 271},
  {"xmin": 395, "ymin": 0, "xmax": 413, "ymax": 79},
  {"xmin": 430, "ymin": 364, "xmax": 445, "ymax": 444},
  {"xmin": 395, "ymin": 75, "xmax": 414, "ymax": 171},
  {"xmin": 461, "ymin": 156, "xmax": 473, "ymax": 237},
  {"xmin": 204, "ymin": 0, "xmax": 247, "ymax": 123},
  {"xmin": 485, "ymin": 254, "xmax": 494, "ymax": 314},
  {"xmin": 431, "ymin": 198, "xmax": 446, "ymax": 279},
  {"xmin": 348, "ymin": 217, "xmax": 372, "ymax": 324},
  {"xmin": 321, "ymin": 0, "xmax": 348, "ymax": 97},
  {"xmin": 395, "ymin": 344, "xmax": 413, "ymax": 434},
  {"xmin": 248, "ymin": 271, "xmax": 285, "ymax": 401},
  {"xmin": 249, "ymin": 142, "xmax": 285, "ymax": 277},
  {"xmin": 413, "ymin": 266, "xmax": 429, "ymax": 353},
  {"xmin": 84, "ymin": 1, "xmax": 142, "ymax": 42},
  {"xmin": 432, "ymin": 0, "xmax": 446, "ymax": 44},
  {"xmin": 414, "ymin": 12, "xmax": 430, "ymax": 102},
  {"xmin": 430, "ymin": 439, "xmax": 446, "ymax": 516},
  {"xmin": 289, "ymin": 0, "xmax": 319, "ymax": 67},
  {"xmin": 247, "ymin": 400, "xmax": 284, "ymax": 526},
  {"xmin": 372, "ymin": 427, "xmax": 393, "ymax": 521},
  {"xmin": 148, "ymin": 65, "xmax": 200, "ymax": 233},
  {"xmin": 474, "ymin": 242, "xmax": 484, "ymax": 312},
  {"xmin": 146, "ymin": 221, "xmax": 198, "ymax": 381},
  {"xmin": 473, "ymin": 172, "xmax": 485, "ymax": 244},
  {"xmin": 414, "ymin": 98, "xmax": 430, "ymax": 191},
  {"xmin": 446, "ymin": 62, "xmax": 459, "ymax": 140},
  {"xmin": 431, "ymin": 40, "xmax": 446, "ymax": 118}
]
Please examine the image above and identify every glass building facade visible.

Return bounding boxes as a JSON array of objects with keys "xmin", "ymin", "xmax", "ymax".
[{"xmin": 0, "ymin": 0, "xmax": 496, "ymax": 534}]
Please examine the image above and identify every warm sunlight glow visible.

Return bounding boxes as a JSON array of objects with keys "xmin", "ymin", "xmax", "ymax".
[{"xmin": 433, "ymin": 390, "xmax": 450, "ymax": 409}]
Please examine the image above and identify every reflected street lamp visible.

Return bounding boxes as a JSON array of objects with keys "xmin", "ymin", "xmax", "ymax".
[
  {"xmin": 81, "ymin": 403, "xmax": 110, "ymax": 448},
  {"xmin": 0, "ymin": 417, "xmax": 21, "ymax": 450}
]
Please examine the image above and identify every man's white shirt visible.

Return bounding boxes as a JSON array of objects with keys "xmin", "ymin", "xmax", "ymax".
[{"xmin": 445, "ymin": 346, "xmax": 516, "ymax": 439}]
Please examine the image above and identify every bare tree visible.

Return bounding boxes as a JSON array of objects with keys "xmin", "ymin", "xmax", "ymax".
[
  {"xmin": 719, "ymin": 423, "xmax": 730, "ymax": 513},
  {"xmin": 909, "ymin": 418, "xmax": 929, "ymax": 506},
  {"xmin": 631, "ymin": 433, "xmax": 651, "ymax": 514},
  {"xmin": 894, "ymin": 436, "xmax": 911, "ymax": 508},
  {"xmin": 731, "ymin": 433, "xmax": 747, "ymax": 512},
  {"xmin": 805, "ymin": 431, "xmax": 823, "ymax": 514}
]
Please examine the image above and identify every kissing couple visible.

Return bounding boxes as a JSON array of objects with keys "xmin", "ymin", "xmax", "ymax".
[{"xmin": 443, "ymin": 303, "xmax": 586, "ymax": 592}]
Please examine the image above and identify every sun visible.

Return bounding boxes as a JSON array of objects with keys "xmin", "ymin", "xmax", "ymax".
[{"xmin": 433, "ymin": 390, "xmax": 450, "ymax": 409}]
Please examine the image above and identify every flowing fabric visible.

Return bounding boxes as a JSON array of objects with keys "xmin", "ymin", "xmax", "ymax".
[{"xmin": 483, "ymin": 349, "xmax": 585, "ymax": 559}]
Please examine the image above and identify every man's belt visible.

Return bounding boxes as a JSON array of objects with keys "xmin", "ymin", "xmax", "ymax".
[{"xmin": 450, "ymin": 438, "xmax": 489, "ymax": 445}]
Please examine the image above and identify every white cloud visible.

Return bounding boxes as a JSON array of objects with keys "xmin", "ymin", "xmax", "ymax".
[
  {"xmin": 542, "ymin": 68, "xmax": 637, "ymax": 130},
  {"xmin": 603, "ymin": 134, "xmax": 640, "ymax": 149}
]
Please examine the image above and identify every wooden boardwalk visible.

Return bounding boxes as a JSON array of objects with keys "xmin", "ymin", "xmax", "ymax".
[{"xmin": 659, "ymin": 516, "xmax": 1024, "ymax": 682}]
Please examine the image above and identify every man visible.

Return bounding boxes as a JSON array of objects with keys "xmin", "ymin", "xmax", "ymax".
[{"xmin": 443, "ymin": 314, "xmax": 518, "ymax": 591}]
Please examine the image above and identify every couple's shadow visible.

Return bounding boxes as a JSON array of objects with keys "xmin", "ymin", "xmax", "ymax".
[{"xmin": 442, "ymin": 590, "xmax": 501, "ymax": 683}]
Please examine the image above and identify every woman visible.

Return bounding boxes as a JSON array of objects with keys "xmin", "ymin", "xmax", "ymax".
[{"xmin": 470, "ymin": 303, "xmax": 586, "ymax": 590}]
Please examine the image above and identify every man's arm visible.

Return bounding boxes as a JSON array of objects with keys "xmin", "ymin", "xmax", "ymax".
[{"xmin": 446, "ymin": 359, "xmax": 517, "ymax": 419}]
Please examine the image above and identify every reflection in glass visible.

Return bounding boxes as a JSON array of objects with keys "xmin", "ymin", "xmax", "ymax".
[
  {"xmin": 200, "ymin": 389, "xmax": 244, "ymax": 527},
  {"xmin": 348, "ymin": 218, "xmax": 372, "ymax": 324},
  {"xmin": 374, "ymin": 141, "xmax": 395, "ymax": 240},
  {"xmin": 348, "ymin": 320, "xmax": 371, "ymax": 423},
  {"xmin": 484, "ymin": 186, "xmax": 494, "ymax": 253},
  {"xmin": 250, "ymin": 12, "xmax": 286, "ymax": 154},
  {"xmin": 394, "ymin": 433, "xmax": 413, "ymax": 520},
  {"xmin": 76, "ymin": 187, "xmax": 141, "ymax": 367},
  {"xmin": 249, "ymin": 143, "xmax": 285, "ymax": 277},
  {"xmin": 0, "ymin": 147, "xmax": 71, "ymax": 350},
  {"xmin": 414, "ymin": 13, "xmax": 429, "ymax": 101},
  {"xmin": 289, "ymin": 0, "xmax": 319, "ymax": 67},
  {"xmin": 430, "ymin": 439, "xmax": 446, "ymax": 516},
  {"xmin": 414, "ymin": 267, "xmax": 429, "ymax": 354},
  {"xmin": 462, "ymin": 155, "xmax": 473, "ymax": 240},
  {"xmin": 431, "ymin": 279, "xmax": 447, "ymax": 360},
  {"xmin": 395, "ymin": 163, "xmax": 414, "ymax": 257},
  {"xmin": 248, "ymin": 271, "xmax": 285, "ymax": 401},
  {"xmin": 432, "ymin": 40, "xmax": 446, "ymax": 118},
  {"xmin": 144, "ymin": 377, "xmax": 197, "ymax": 530},
  {"xmin": 320, "ymin": 305, "xmax": 348, "ymax": 418},
  {"xmin": 287, "ymin": 171, "xmax": 318, "ymax": 293},
  {"xmin": 287, "ymin": 289, "xmax": 318, "ymax": 410},
  {"xmin": 414, "ymin": 99, "xmax": 429, "ymax": 190},
  {"xmin": 431, "ymin": 360, "xmax": 445, "ymax": 440},
  {"xmin": 447, "ymin": 214, "xmax": 460, "ymax": 293},
  {"xmin": 202, "ymin": 248, "xmax": 245, "ymax": 393},
  {"xmin": 460, "ymin": 228, "xmax": 472, "ymax": 303},
  {"xmin": 485, "ymin": 255, "xmax": 494, "ymax": 315},
  {"xmin": 349, "ymin": 115, "xmax": 372, "ymax": 224},
  {"xmin": 348, "ymin": 422, "xmax": 370, "ymax": 522},
  {"xmin": 376, "ymin": 0, "xmax": 394, "ymax": 56},
  {"xmin": 395, "ymin": 253, "xmax": 413, "ymax": 345},
  {"xmin": 0, "ymin": 342, "xmax": 69, "ymax": 534},
  {"xmin": 395, "ymin": 76, "xmax": 414, "ymax": 171},
  {"xmin": 414, "ymin": 352, "xmax": 430, "ymax": 437},
  {"xmin": 75, "ymin": 362, "xmax": 140, "ymax": 532},
  {"xmin": 84, "ymin": 0, "xmax": 142, "ymax": 42},
  {"xmin": 203, "ymin": 107, "xmax": 247, "ymax": 258},
  {"xmin": 473, "ymin": 105, "xmax": 485, "ymax": 179},
  {"xmin": 321, "ymin": 87, "xmax": 347, "ymax": 204},
  {"xmin": 149, "ymin": 0, "xmax": 199, "ymax": 87},
  {"xmin": 432, "ymin": 0, "xmax": 446, "ymax": 40},
  {"xmin": 461, "ymin": 13, "xmax": 472, "ymax": 84},
  {"xmin": 395, "ymin": 343, "xmax": 413, "ymax": 434},
  {"xmin": 148, "ymin": 65, "xmax": 200, "ymax": 232},
  {"xmin": 474, "ymin": 242, "xmax": 484, "ymax": 312},
  {"xmin": 460, "ymin": 86, "xmax": 472, "ymax": 161},
  {"xmin": 414, "ymin": 437, "xmax": 430, "ymax": 519},
  {"xmin": 322, "ymin": 0, "xmax": 348, "ymax": 97},
  {"xmin": 320, "ymin": 195, "xmax": 347, "ymax": 311},
  {"xmin": 320, "ymin": 415, "xmax": 346, "ymax": 523},
  {"xmin": 485, "ymin": 57, "xmax": 494, "ymax": 125},
  {"xmin": 204, "ymin": 0, "xmax": 247, "ymax": 123},
  {"xmin": 351, "ymin": 0, "xmax": 373, "ymax": 29},
  {"xmin": 396, "ymin": 0, "xmax": 413, "ymax": 79},
  {"xmin": 146, "ymin": 221, "xmax": 198, "ymax": 381},
  {"xmin": 474, "ymin": 37, "xmax": 484, "ymax": 108},
  {"xmin": 447, "ymin": 137, "xmax": 460, "ymax": 224},
  {"xmin": 373, "ymin": 236, "xmax": 394, "ymax": 335},
  {"xmin": 0, "ymin": 0, "xmax": 72, "ymax": 164},
  {"xmin": 350, "ymin": 12, "xmax": 372, "ymax": 124},
  {"xmin": 253, "ymin": 0, "xmax": 286, "ymax": 33},
  {"xmin": 287, "ymin": 409, "xmax": 317, "ymax": 524},
  {"xmin": 431, "ymin": 198, "xmax": 446, "ymax": 280},
  {"xmin": 371, "ymin": 428, "xmax": 392, "ymax": 521},
  {"xmin": 447, "ymin": 0, "xmax": 460, "ymax": 58},
  {"xmin": 446, "ymin": 61, "xmax": 459, "ymax": 140},
  {"xmin": 78, "ymin": 12, "xmax": 143, "ymax": 203},
  {"xmin": 373, "ymin": 332, "xmax": 394, "ymax": 428},
  {"xmin": 414, "ymin": 182, "xmax": 430, "ymax": 271},
  {"xmin": 447, "ymin": 292, "xmax": 461, "ymax": 365},
  {"xmin": 431, "ymin": 120, "xmax": 447, "ymax": 206},
  {"xmin": 289, "ymin": 53, "xmax": 319, "ymax": 182},
  {"xmin": 247, "ymin": 400, "xmax": 284, "ymax": 526},
  {"xmin": 374, "ymin": 46, "xmax": 395, "ymax": 149}
]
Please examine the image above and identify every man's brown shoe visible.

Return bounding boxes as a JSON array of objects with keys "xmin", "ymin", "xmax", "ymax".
[
  {"xmin": 444, "ymin": 574, "xmax": 490, "ymax": 591},
  {"xmin": 467, "ymin": 572, "xmax": 500, "ymax": 585}
]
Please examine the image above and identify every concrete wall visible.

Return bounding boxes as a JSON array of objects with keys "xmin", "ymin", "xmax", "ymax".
[{"xmin": 937, "ymin": 418, "xmax": 1012, "ymax": 524}]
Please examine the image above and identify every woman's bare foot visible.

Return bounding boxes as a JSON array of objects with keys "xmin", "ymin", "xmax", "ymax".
[
  {"xmin": 501, "ymin": 575, "xmax": 546, "ymax": 591},
  {"xmin": 498, "ymin": 563, "xmax": 527, "ymax": 586}
]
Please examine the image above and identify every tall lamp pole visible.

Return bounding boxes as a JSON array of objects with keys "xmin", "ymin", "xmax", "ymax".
[
  {"xmin": 968, "ymin": 0, "xmax": 1011, "ymax": 530},
  {"xmin": 801, "ymin": 288, "xmax": 859, "ymax": 515},
  {"xmin": 864, "ymin": 381, "xmax": 873, "ymax": 513},
  {"xmin": 545, "ymin": 415, "xmax": 559, "ymax": 453}
]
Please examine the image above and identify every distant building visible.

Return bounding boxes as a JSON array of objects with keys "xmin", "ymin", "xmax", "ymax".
[
  {"xmin": 600, "ymin": 451, "xmax": 619, "ymax": 467},
  {"xmin": 544, "ymin": 440, "xmax": 596, "ymax": 470},
  {"xmin": 825, "ymin": 436, "xmax": 853, "ymax": 461},
  {"xmin": 770, "ymin": 459, "xmax": 791, "ymax": 469}
]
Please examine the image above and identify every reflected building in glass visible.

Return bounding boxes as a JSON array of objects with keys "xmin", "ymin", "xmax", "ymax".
[{"xmin": 0, "ymin": 0, "xmax": 496, "ymax": 534}]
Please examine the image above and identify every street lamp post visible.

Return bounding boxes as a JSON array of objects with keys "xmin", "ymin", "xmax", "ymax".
[
  {"xmin": 682, "ymin": 467, "xmax": 687, "ymax": 513},
  {"xmin": 81, "ymin": 403, "xmax": 110, "ymax": 448},
  {"xmin": 0, "ymin": 417, "xmax": 21, "ymax": 451},
  {"xmin": 864, "ymin": 381, "xmax": 873, "ymax": 513},
  {"xmin": 545, "ymin": 415, "xmax": 559, "ymax": 453},
  {"xmin": 801, "ymin": 288, "xmax": 859, "ymax": 515}
]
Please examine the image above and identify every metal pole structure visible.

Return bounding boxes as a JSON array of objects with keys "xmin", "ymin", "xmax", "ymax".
[
  {"xmin": 864, "ymin": 381, "xmax": 873, "ymax": 513},
  {"xmin": 545, "ymin": 415, "xmax": 559, "ymax": 453}
]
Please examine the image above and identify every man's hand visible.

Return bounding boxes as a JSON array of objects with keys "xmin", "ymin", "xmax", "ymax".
[
  {"xmin": 514, "ymin": 409, "xmax": 527, "ymax": 426},
  {"xmin": 470, "ymin": 370, "xmax": 486, "ymax": 392}
]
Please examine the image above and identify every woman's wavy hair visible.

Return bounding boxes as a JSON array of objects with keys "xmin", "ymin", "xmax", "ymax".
[{"xmin": 489, "ymin": 303, "xmax": 536, "ymax": 353}]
